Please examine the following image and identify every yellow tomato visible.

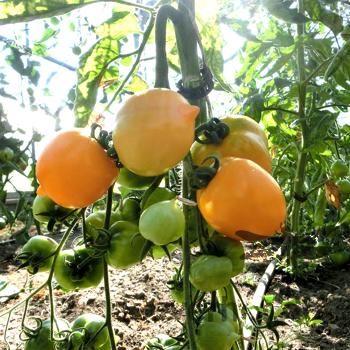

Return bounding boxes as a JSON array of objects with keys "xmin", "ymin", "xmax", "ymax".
[
  {"xmin": 112, "ymin": 88, "xmax": 199, "ymax": 177},
  {"xmin": 196, "ymin": 157, "xmax": 286, "ymax": 241},
  {"xmin": 191, "ymin": 115, "xmax": 271, "ymax": 173}
]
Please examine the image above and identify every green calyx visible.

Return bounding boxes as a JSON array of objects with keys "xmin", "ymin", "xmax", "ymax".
[
  {"xmin": 188, "ymin": 155, "xmax": 220, "ymax": 191},
  {"xmin": 90, "ymin": 123, "xmax": 124, "ymax": 168},
  {"xmin": 194, "ymin": 118, "xmax": 229, "ymax": 145}
]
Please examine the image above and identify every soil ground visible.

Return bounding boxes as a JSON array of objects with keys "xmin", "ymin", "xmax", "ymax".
[{"xmin": 0, "ymin": 224, "xmax": 349, "ymax": 350}]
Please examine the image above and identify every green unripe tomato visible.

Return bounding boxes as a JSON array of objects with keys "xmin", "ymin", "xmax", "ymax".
[
  {"xmin": 141, "ymin": 187, "xmax": 176, "ymax": 212},
  {"xmin": 85, "ymin": 210, "xmax": 122, "ymax": 240},
  {"xmin": 33, "ymin": 195, "xmax": 72, "ymax": 223},
  {"xmin": 72, "ymin": 46, "xmax": 82, "ymax": 55},
  {"xmin": 139, "ymin": 199, "xmax": 185, "ymax": 246},
  {"xmin": 151, "ymin": 243, "xmax": 178, "ymax": 258},
  {"xmin": 118, "ymin": 198, "xmax": 140, "ymax": 223},
  {"xmin": 331, "ymin": 160, "xmax": 349, "ymax": 178},
  {"xmin": 196, "ymin": 311, "xmax": 240, "ymax": 350},
  {"xmin": 330, "ymin": 251, "xmax": 350, "ymax": 267},
  {"xmin": 116, "ymin": 167, "xmax": 157, "ymax": 190},
  {"xmin": 0, "ymin": 147, "xmax": 15, "ymax": 163},
  {"xmin": 0, "ymin": 217, "xmax": 6, "ymax": 230},
  {"xmin": 336, "ymin": 179, "xmax": 350, "ymax": 195},
  {"xmin": 20, "ymin": 236, "xmax": 58, "ymax": 273},
  {"xmin": 189, "ymin": 255, "xmax": 233, "ymax": 292},
  {"xmin": 314, "ymin": 241, "xmax": 331, "ymax": 257}
]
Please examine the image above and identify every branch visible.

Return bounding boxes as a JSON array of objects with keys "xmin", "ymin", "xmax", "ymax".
[
  {"xmin": 264, "ymin": 107, "xmax": 299, "ymax": 116},
  {"xmin": 0, "ymin": 35, "xmax": 77, "ymax": 71}
]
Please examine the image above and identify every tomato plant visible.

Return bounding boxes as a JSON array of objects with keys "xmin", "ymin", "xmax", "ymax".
[
  {"xmin": 105, "ymin": 221, "xmax": 146, "ymax": 269},
  {"xmin": 112, "ymin": 88, "xmax": 199, "ymax": 177},
  {"xmin": 191, "ymin": 115, "xmax": 271, "ymax": 173},
  {"xmin": 117, "ymin": 198, "xmax": 140, "ymax": 224},
  {"xmin": 17, "ymin": 236, "xmax": 58, "ymax": 274},
  {"xmin": 197, "ymin": 157, "xmax": 286, "ymax": 241},
  {"xmin": 36, "ymin": 129, "xmax": 119, "ymax": 209},
  {"xmin": 139, "ymin": 199, "xmax": 185, "ymax": 246},
  {"xmin": 54, "ymin": 246, "xmax": 104, "ymax": 290},
  {"xmin": 0, "ymin": 147, "xmax": 14, "ymax": 163},
  {"xmin": 140, "ymin": 187, "xmax": 176, "ymax": 212},
  {"xmin": 0, "ymin": 216, "xmax": 6, "ymax": 230},
  {"xmin": 336, "ymin": 179, "xmax": 350, "ymax": 195}
]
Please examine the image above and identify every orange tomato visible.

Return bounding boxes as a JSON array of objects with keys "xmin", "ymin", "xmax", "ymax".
[
  {"xmin": 196, "ymin": 157, "xmax": 286, "ymax": 241},
  {"xmin": 191, "ymin": 115, "xmax": 271, "ymax": 173},
  {"xmin": 36, "ymin": 129, "xmax": 119, "ymax": 209},
  {"xmin": 112, "ymin": 88, "xmax": 199, "ymax": 177}
]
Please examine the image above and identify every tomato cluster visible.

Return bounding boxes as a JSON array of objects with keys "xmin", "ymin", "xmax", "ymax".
[{"xmin": 27, "ymin": 88, "xmax": 289, "ymax": 350}]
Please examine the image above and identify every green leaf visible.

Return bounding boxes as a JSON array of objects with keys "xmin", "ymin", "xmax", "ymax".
[
  {"xmin": 261, "ymin": 0, "xmax": 310, "ymax": 23},
  {"xmin": 124, "ymin": 74, "xmax": 149, "ymax": 92},
  {"xmin": 241, "ymin": 93, "xmax": 265, "ymax": 123},
  {"xmin": 0, "ymin": 279, "xmax": 21, "ymax": 303},
  {"xmin": 69, "ymin": 21, "xmax": 76, "ymax": 32},
  {"xmin": 50, "ymin": 17, "xmax": 60, "ymax": 25},
  {"xmin": 263, "ymin": 46, "xmax": 296, "ymax": 77},
  {"xmin": 0, "ymin": 87, "xmax": 17, "ymax": 100},
  {"xmin": 5, "ymin": 48, "xmax": 25, "ymax": 75},
  {"xmin": 121, "ymin": 56, "xmax": 132, "ymax": 67},
  {"xmin": 0, "ymin": 0, "xmax": 106, "ymax": 25},
  {"xmin": 325, "ymin": 40, "xmax": 350, "ymax": 80},
  {"xmin": 197, "ymin": 0, "xmax": 232, "ymax": 92},
  {"xmin": 93, "ymin": 7, "xmax": 140, "ymax": 40},
  {"xmin": 74, "ymin": 38, "xmax": 120, "ymax": 128},
  {"xmin": 304, "ymin": 0, "xmax": 343, "ymax": 35},
  {"xmin": 36, "ymin": 28, "xmax": 60, "ymax": 43},
  {"xmin": 221, "ymin": 17, "xmax": 261, "ymax": 43},
  {"xmin": 303, "ymin": 113, "xmax": 338, "ymax": 152},
  {"xmin": 32, "ymin": 43, "xmax": 50, "ymax": 57}
]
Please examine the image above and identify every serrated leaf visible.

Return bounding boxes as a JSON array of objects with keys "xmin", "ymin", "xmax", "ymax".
[
  {"xmin": 93, "ymin": 9, "xmax": 140, "ymax": 40},
  {"xmin": 74, "ymin": 38, "xmax": 120, "ymax": 127},
  {"xmin": 0, "ymin": 0, "xmax": 106, "ymax": 25},
  {"xmin": 124, "ymin": 74, "xmax": 148, "ymax": 92},
  {"xmin": 304, "ymin": 0, "xmax": 343, "ymax": 35},
  {"xmin": 32, "ymin": 43, "xmax": 49, "ymax": 57},
  {"xmin": 263, "ymin": 46, "xmax": 296, "ymax": 77},
  {"xmin": 303, "ymin": 113, "xmax": 338, "ymax": 151}
]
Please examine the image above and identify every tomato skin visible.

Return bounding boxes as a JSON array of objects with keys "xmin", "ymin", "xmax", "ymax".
[
  {"xmin": 20, "ymin": 236, "xmax": 58, "ymax": 273},
  {"xmin": 330, "ymin": 251, "xmax": 350, "ymax": 266},
  {"xmin": 112, "ymin": 88, "xmax": 199, "ymax": 177},
  {"xmin": 196, "ymin": 311, "xmax": 239, "ymax": 350},
  {"xmin": 314, "ymin": 241, "xmax": 331, "ymax": 257},
  {"xmin": 36, "ymin": 129, "xmax": 119, "ymax": 209},
  {"xmin": 0, "ymin": 217, "xmax": 6, "ymax": 230},
  {"xmin": 336, "ymin": 179, "xmax": 350, "ymax": 195},
  {"xmin": 208, "ymin": 235, "xmax": 245, "ymax": 278},
  {"xmin": 105, "ymin": 221, "xmax": 146, "ymax": 269},
  {"xmin": 116, "ymin": 167, "xmax": 157, "ymax": 190},
  {"xmin": 189, "ymin": 255, "xmax": 233, "ymax": 292},
  {"xmin": 117, "ymin": 198, "xmax": 140, "ymax": 224},
  {"xmin": 24, "ymin": 318, "xmax": 70, "ymax": 350},
  {"xmin": 331, "ymin": 160, "xmax": 349, "ymax": 178},
  {"xmin": 54, "ymin": 246, "xmax": 104, "ymax": 290},
  {"xmin": 191, "ymin": 115, "xmax": 271, "ymax": 173},
  {"xmin": 140, "ymin": 187, "xmax": 176, "ymax": 212},
  {"xmin": 0, "ymin": 147, "xmax": 15, "ymax": 163},
  {"xmin": 85, "ymin": 210, "xmax": 122, "ymax": 240},
  {"xmin": 139, "ymin": 199, "xmax": 185, "ymax": 246},
  {"xmin": 33, "ymin": 195, "xmax": 72, "ymax": 223},
  {"xmin": 197, "ymin": 157, "xmax": 286, "ymax": 241}
]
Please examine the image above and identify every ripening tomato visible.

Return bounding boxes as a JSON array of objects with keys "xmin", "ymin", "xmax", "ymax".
[
  {"xmin": 197, "ymin": 157, "xmax": 286, "ymax": 241},
  {"xmin": 112, "ymin": 88, "xmax": 199, "ymax": 176},
  {"xmin": 36, "ymin": 129, "xmax": 119, "ymax": 209},
  {"xmin": 191, "ymin": 115, "xmax": 271, "ymax": 173}
]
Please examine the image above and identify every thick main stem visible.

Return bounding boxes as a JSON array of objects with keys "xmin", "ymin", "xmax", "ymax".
[{"xmin": 290, "ymin": 0, "xmax": 309, "ymax": 274}]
